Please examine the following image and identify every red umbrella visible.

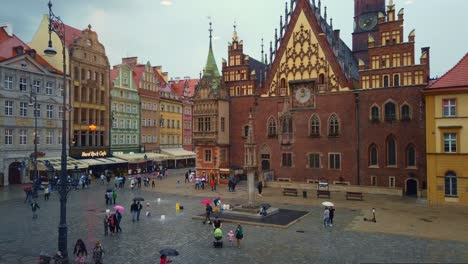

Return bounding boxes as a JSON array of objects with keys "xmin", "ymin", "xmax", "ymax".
[
  {"xmin": 23, "ymin": 185, "xmax": 32, "ymax": 191},
  {"xmin": 200, "ymin": 199, "xmax": 211, "ymax": 205}
]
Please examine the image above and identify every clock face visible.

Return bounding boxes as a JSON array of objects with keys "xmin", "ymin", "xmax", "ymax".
[
  {"xmin": 358, "ymin": 13, "xmax": 378, "ymax": 31},
  {"xmin": 295, "ymin": 87, "xmax": 311, "ymax": 104}
]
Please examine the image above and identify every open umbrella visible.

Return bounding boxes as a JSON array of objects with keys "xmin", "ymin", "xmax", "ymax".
[
  {"xmin": 260, "ymin": 203, "xmax": 271, "ymax": 209},
  {"xmin": 200, "ymin": 199, "xmax": 211, "ymax": 205},
  {"xmin": 114, "ymin": 205, "xmax": 125, "ymax": 212},
  {"xmin": 106, "ymin": 188, "xmax": 113, "ymax": 192},
  {"xmin": 321, "ymin": 201, "xmax": 334, "ymax": 207},
  {"xmin": 133, "ymin": 197, "xmax": 144, "ymax": 202},
  {"xmin": 159, "ymin": 248, "xmax": 179, "ymax": 257},
  {"xmin": 23, "ymin": 185, "xmax": 32, "ymax": 191}
]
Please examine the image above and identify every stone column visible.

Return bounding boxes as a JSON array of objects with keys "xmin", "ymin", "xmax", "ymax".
[{"xmin": 247, "ymin": 170, "xmax": 255, "ymax": 206}]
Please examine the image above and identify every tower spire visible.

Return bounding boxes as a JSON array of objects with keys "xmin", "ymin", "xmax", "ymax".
[
  {"xmin": 203, "ymin": 21, "xmax": 220, "ymax": 78},
  {"xmin": 261, "ymin": 38, "xmax": 264, "ymax": 64},
  {"xmin": 233, "ymin": 20, "xmax": 238, "ymax": 41}
]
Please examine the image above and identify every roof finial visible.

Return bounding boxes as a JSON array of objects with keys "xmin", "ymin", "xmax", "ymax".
[
  {"xmin": 261, "ymin": 38, "xmax": 264, "ymax": 64},
  {"xmin": 88, "ymin": 24, "xmax": 92, "ymax": 31},
  {"xmin": 233, "ymin": 20, "xmax": 238, "ymax": 41},
  {"xmin": 285, "ymin": 2, "xmax": 288, "ymax": 22},
  {"xmin": 208, "ymin": 21, "xmax": 213, "ymax": 48},
  {"xmin": 330, "ymin": 18, "xmax": 333, "ymax": 29},
  {"xmin": 324, "ymin": 6, "xmax": 327, "ymax": 21},
  {"xmin": 280, "ymin": 16, "xmax": 283, "ymax": 37},
  {"xmin": 318, "ymin": 0, "xmax": 321, "ymax": 14},
  {"xmin": 275, "ymin": 28, "xmax": 278, "ymax": 52}
]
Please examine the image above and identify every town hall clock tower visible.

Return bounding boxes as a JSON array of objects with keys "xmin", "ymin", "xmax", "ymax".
[{"xmin": 352, "ymin": 0, "xmax": 386, "ymax": 63}]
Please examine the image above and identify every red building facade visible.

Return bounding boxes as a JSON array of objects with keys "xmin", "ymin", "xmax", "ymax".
[{"xmin": 220, "ymin": 0, "xmax": 429, "ymax": 195}]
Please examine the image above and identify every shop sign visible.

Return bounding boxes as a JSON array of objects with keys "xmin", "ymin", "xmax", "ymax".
[{"xmin": 81, "ymin": 150, "xmax": 107, "ymax": 158}]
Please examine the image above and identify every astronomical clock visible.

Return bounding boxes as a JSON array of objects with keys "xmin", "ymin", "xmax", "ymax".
[{"xmin": 290, "ymin": 80, "xmax": 315, "ymax": 109}]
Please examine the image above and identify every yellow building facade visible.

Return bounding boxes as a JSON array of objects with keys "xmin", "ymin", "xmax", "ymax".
[
  {"xmin": 425, "ymin": 54, "xmax": 468, "ymax": 205},
  {"xmin": 158, "ymin": 85, "xmax": 183, "ymax": 149}
]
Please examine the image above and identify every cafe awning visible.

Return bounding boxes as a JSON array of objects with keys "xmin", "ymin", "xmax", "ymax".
[
  {"xmin": 113, "ymin": 153, "xmax": 168, "ymax": 163},
  {"xmin": 81, "ymin": 157, "xmax": 128, "ymax": 166},
  {"xmin": 161, "ymin": 148, "xmax": 196, "ymax": 160},
  {"xmin": 31, "ymin": 157, "xmax": 89, "ymax": 171}
]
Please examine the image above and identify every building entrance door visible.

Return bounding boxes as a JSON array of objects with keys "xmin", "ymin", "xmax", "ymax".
[
  {"xmin": 8, "ymin": 162, "xmax": 22, "ymax": 185},
  {"xmin": 406, "ymin": 179, "xmax": 418, "ymax": 196}
]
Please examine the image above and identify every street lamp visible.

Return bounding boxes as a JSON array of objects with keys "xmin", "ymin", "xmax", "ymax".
[
  {"xmin": 29, "ymin": 87, "xmax": 39, "ymax": 199},
  {"xmin": 144, "ymin": 154, "xmax": 148, "ymax": 175},
  {"xmin": 45, "ymin": 1, "xmax": 70, "ymax": 261}
]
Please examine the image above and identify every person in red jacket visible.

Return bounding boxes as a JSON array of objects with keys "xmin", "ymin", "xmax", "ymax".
[{"xmin": 210, "ymin": 178, "xmax": 216, "ymax": 191}]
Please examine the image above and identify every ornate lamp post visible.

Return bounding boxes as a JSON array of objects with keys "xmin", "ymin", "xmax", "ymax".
[
  {"xmin": 44, "ymin": 1, "xmax": 70, "ymax": 261},
  {"xmin": 29, "ymin": 87, "xmax": 39, "ymax": 198},
  {"xmin": 144, "ymin": 154, "xmax": 148, "ymax": 175}
]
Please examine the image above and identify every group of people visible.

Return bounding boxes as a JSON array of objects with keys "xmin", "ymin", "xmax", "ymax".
[
  {"xmin": 212, "ymin": 218, "xmax": 244, "ymax": 249},
  {"xmin": 72, "ymin": 239, "xmax": 104, "ymax": 264},
  {"xmin": 130, "ymin": 201, "xmax": 143, "ymax": 222},
  {"xmin": 105, "ymin": 189, "xmax": 118, "ymax": 205},
  {"xmin": 103, "ymin": 209, "xmax": 123, "ymax": 237}
]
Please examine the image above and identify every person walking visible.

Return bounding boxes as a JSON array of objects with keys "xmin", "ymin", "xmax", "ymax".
[
  {"xmin": 105, "ymin": 192, "xmax": 109, "ymax": 205},
  {"xmin": 24, "ymin": 188, "xmax": 32, "ymax": 203},
  {"xmin": 234, "ymin": 224, "xmax": 244, "ymax": 249},
  {"xmin": 92, "ymin": 241, "xmax": 104, "ymax": 264},
  {"xmin": 257, "ymin": 181, "xmax": 263, "ymax": 196},
  {"xmin": 152, "ymin": 178, "xmax": 156, "ymax": 188},
  {"xmin": 115, "ymin": 210, "xmax": 122, "ymax": 233},
  {"xmin": 130, "ymin": 178, "xmax": 135, "ymax": 190},
  {"xmin": 44, "ymin": 186, "xmax": 50, "ymax": 200},
  {"xmin": 130, "ymin": 201, "xmax": 138, "ymax": 222},
  {"xmin": 30, "ymin": 201, "xmax": 40, "ymax": 219},
  {"xmin": 73, "ymin": 239, "xmax": 88, "ymax": 263},
  {"xmin": 329, "ymin": 206, "xmax": 335, "ymax": 226},
  {"xmin": 323, "ymin": 207, "xmax": 330, "ymax": 227},
  {"xmin": 108, "ymin": 214, "xmax": 116, "ymax": 236},
  {"xmin": 136, "ymin": 201, "xmax": 143, "ymax": 221},
  {"xmin": 185, "ymin": 171, "xmax": 189, "ymax": 183},
  {"xmin": 210, "ymin": 178, "xmax": 216, "ymax": 191},
  {"xmin": 203, "ymin": 203, "xmax": 213, "ymax": 224},
  {"xmin": 212, "ymin": 216, "xmax": 222, "ymax": 230},
  {"xmin": 103, "ymin": 215, "xmax": 109, "ymax": 236},
  {"xmin": 100, "ymin": 174, "xmax": 105, "ymax": 185},
  {"xmin": 137, "ymin": 177, "xmax": 142, "ymax": 188},
  {"xmin": 112, "ymin": 190, "xmax": 117, "ymax": 205}
]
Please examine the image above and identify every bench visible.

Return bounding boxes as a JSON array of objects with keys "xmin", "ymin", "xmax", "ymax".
[
  {"xmin": 283, "ymin": 188, "xmax": 298, "ymax": 196},
  {"xmin": 316, "ymin": 190, "xmax": 331, "ymax": 198},
  {"xmin": 346, "ymin": 191, "xmax": 364, "ymax": 200}
]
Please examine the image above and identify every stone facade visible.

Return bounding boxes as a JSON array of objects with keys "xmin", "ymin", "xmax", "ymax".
[
  {"xmin": 158, "ymin": 83, "xmax": 183, "ymax": 150},
  {"xmin": 0, "ymin": 27, "xmax": 64, "ymax": 186}
]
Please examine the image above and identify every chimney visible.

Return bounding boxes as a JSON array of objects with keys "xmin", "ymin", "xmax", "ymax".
[
  {"xmin": 0, "ymin": 23, "xmax": 13, "ymax": 36},
  {"xmin": 29, "ymin": 49, "xmax": 36, "ymax": 59},
  {"xmin": 121, "ymin": 57, "xmax": 138, "ymax": 67}
]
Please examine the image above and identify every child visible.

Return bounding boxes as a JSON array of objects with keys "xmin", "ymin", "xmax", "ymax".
[
  {"xmin": 152, "ymin": 179, "xmax": 156, "ymax": 188},
  {"xmin": 228, "ymin": 230, "xmax": 235, "ymax": 247}
]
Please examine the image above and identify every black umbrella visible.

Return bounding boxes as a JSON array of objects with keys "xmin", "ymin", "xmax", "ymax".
[
  {"xmin": 159, "ymin": 248, "xmax": 179, "ymax": 257},
  {"xmin": 133, "ymin": 197, "xmax": 144, "ymax": 201},
  {"xmin": 260, "ymin": 203, "xmax": 271, "ymax": 209},
  {"xmin": 106, "ymin": 188, "xmax": 113, "ymax": 192}
]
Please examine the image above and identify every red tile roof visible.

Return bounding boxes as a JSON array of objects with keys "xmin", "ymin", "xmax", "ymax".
[
  {"xmin": 133, "ymin": 65, "xmax": 145, "ymax": 87},
  {"xmin": 170, "ymin": 79, "xmax": 198, "ymax": 98},
  {"xmin": 153, "ymin": 68, "xmax": 167, "ymax": 85},
  {"xmin": 0, "ymin": 27, "xmax": 62, "ymax": 74},
  {"xmin": 64, "ymin": 24, "xmax": 82, "ymax": 47},
  {"xmin": 110, "ymin": 67, "xmax": 119, "ymax": 83},
  {"xmin": 427, "ymin": 53, "xmax": 468, "ymax": 90}
]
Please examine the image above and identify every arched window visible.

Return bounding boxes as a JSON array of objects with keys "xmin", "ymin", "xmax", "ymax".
[
  {"xmin": 369, "ymin": 144, "xmax": 378, "ymax": 166},
  {"xmin": 319, "ymin": 74, "xmax": 325, "ymax": 84},
  {"xmin": 328, "ymin": 114, "xmax": 340, "ymax": 136},
  {"xmin": 280, "ymin": 78, "xmax": 286, "ymax": 88},
  {"xmin": 401, "ymin": 104, "xmax": 411, "ymax": 120},
  {"xmin": 281, "ymin": 116, "xmax": 293, "ymax": 134},
  {"xmin": 383, "ymin": 75, "xmax": 389, "ymax": 87},
  {"xmin": 243, "ymin": 125, "xmax": 249, "ymax": 137},
  {"xmin": 371, "ymin": 106, "xmax": 380, "ymax": 121},
  {"xmin": 407, "ymin": 145, "xmax": 416, "ymax": 167},
  {"xmin": 310, "ymin": 115, "xmax": 320, "ymax": 136},
  {"xmin": 384, "ymin": 102, "xmax": 396, "ymax": 121},
  {"xmin": 394, "ymin": 74, "xmax": 400, "ymax": 87},
  {"xmin": 445, "ymin": 171, "xmax": 458, "ymax": 197},
  {"xmin": 268, "ymin": 118, "xmax": 277, "ymax": 136},
  {"xmin": 387, "ymin": 136, "xmax": 397, "ymax": 166}
]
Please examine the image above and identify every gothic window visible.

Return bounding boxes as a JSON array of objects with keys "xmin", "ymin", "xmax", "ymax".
[
  {"xmin": 243, "ymin": 125, "xmax": 249, "ymax": 137},
  {"xmin": 197, "ymin": 118, "xmax": 203, "ymax": 132},
  {"xmin": 383, "ymin": 75, "xmax": 389, "ymax": 88},
  {"xmin": 328, "ymin": 114, "xmax": 340, "ymax": 136},
  {"xmin": 204, "ymin": 117, "xmax": 211, "ymax": 131},
  {"xmin": 267, "ymin": 118, "xmax": 277, "ymax": 137},
  {"xmin": 386, "ymin": 136, "xmax": 397, "ymax": 166},
  {"xmin": 384, "ymin": 102, "xmax": 396, "ymax": 121},
  {"xmin": 371, "ymin": 106, "xmax": 380, "ymax": 121},
  {"xmin": 280, "ymin": 78, "xmax": 286, "ymax": 88},
  {"xmin": 319, "ymin": 74, "xmax": 325, "ymax": 84},
  {"xmin": 407, "ymin": 145, "xmax": 416, "ymax": 167},
  {"xmin": 282, "ymin": 153, "xmax": 292, "ymax": 167},
  {"xmin": 401, "ymin": 104, "xmax": 411, "ymax": 120},
  {"xmin": 310, "ymin": 115, "xmax": 320, "ymax": 136},
  {"xmin": 369, "ymin": 144, "xmax": 378, "ymax": 167},
  {"xmin": 394, "ymin": 74, "xmax": 400, "ymax": 87},
  {"xmin": 281, "ymin": 116, "xmax": 293, "ymax": 134}
]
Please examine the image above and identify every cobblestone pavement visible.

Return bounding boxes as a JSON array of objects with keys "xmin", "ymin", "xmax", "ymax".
[{"xmin": 0, "ymin": 171, "xmax": 467, "ymax": 263}]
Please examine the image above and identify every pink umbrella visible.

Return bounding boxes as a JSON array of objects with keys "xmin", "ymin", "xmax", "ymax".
[
  {"xmin": 200, "ymin": 199, "xmax": 211, "ymax": 205},
  {"xmin": 114, "ymin": 205, "xmax": 125, "ymax": 212}
]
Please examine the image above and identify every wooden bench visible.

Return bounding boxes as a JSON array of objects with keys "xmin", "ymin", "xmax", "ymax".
[
  {"xmin": 283, "ymin": 188, "xmax": 298, "ymax": 196},
  {"xmin": 316, "ymin": 190, "xmax": 331, "ymax": 198},
  {"xmin": 346, "ymin": 191, "xmax": 364, "ymax": 200}
]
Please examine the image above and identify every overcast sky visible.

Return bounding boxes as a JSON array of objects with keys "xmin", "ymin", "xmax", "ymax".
[{"xmin": 1, "ymin": 0, "xmax": 466, "ymax": 79}]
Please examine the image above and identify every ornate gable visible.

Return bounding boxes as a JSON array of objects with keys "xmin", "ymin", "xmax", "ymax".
[{"xmin": 264, "ymin": 0, "xmax": 354, "ymax": 97}]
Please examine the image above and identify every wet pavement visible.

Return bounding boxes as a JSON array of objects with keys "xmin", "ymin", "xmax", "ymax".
[{"xmin": 0, "ymin": 170, "xmax": 467, "ymax": 263}]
